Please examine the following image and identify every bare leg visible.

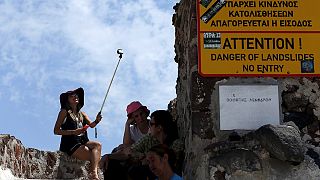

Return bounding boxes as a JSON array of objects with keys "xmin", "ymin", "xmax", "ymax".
[
  {"xmin": 85, "ymin": 141, "xmax": 102, "ymax": 177},
  {"xmin": 72, "ymin": 141, "xmax": 101, "ymax": 179}
]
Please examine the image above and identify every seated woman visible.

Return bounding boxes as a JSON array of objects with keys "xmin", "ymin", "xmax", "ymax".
[
  {"xmin": 102, "ymin": 101, "xmax": 150, "ymax": 180},
  {"xmin": 146, "ymin": 144, "xmax": 183, "ymax": 180},
  {"xmin": 123, "ymin": 101, "xmax": 151, "ymax": 146},
  {"xmin": 54, "ymin": 87, "xmax": 102, "ymax": 180}
]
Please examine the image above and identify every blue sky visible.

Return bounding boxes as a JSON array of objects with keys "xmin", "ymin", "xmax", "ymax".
[{"xmin": 0, "ymin": 0, "xmax": 178, "ymax": 154}]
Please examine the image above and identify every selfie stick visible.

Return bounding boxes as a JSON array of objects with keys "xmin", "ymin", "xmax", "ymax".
[
  {"xmin": 99, "ymin": 49, "xmax": 123, "ymax": 113},
  {"xmin": 95, "ymin": 49, "xmax": 124, "ymax": 138}
]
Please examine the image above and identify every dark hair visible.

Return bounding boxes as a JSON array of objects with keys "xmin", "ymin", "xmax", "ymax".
[
  {"xmin": 60, "ymin": 88, "xmax": 84, "ymax": 112},
  {"xmin": 148, "ymin": 144, "xmax": 176, "ymax": 168},
  {"xmin": 150, "ymin": 110, "xmax": 178, "ymax": 146}
]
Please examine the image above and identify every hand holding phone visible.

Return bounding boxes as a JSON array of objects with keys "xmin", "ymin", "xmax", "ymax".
[{"xmin": 83, "ymin": 125, "xmax": 89, "ymax": 130}]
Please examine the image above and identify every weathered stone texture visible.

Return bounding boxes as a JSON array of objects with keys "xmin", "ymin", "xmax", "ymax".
[
  {"xmin": 0, "ymin": 134, "xmax": 102, "ymax": 179},
  {"xmin": 174, "ymin": 0, "xmax": 320, "ymax": 179},
  {"xmin": 4, "ymin": 1, "xmax": 320, "ymax": 179},
  {"xmin": 255, "ymin": 124, "xmax": 305, "ymax": 163},
  {"xmin": 209, "ymin": 149, "xmax": 262, "ymax": 174}
]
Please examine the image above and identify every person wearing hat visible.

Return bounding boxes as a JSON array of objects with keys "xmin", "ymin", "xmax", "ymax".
[
  {"xmin": 101, "ymin": 101, "xmax": 151, "ymax": 180},
  {"xmin": 123, "ymin": 101, "xmax": 151, "ymax": 146},
  {"xmin": 103, "ymin": 110, "xmax": 180, "ymax": 180},
  {"xmin": 54, "ymin": 87, "xmax": 102, "ymax": 180},
  {"xmin": 122, "ymin": 110, "xmax": 181, "ymax": 180}
]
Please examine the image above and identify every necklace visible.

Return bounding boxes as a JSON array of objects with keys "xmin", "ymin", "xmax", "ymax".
[{"xmin": 67, "ymin": 110, "xmax": 83, "ymax": 127}]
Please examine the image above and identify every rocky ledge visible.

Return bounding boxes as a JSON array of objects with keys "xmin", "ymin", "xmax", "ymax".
[{"xmin": 0, "ymin": 134, "xmax": 102, "ymax": 179}]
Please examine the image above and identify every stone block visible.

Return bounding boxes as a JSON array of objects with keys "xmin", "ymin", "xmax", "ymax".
[{"xmin": 255, "ymin": 124, "xmax": 305, "ymax": 163}]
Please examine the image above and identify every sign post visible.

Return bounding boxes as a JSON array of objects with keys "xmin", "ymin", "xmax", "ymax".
[{"xmin": 197, "ymin": 0, "xmax": 320, "ymax": 76}]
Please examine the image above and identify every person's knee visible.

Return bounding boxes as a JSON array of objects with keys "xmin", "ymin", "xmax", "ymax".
[
  {"xmin": 89, "ymin": 141, "xmax": 102, "ymax": 151},
  {"xmin": 72, "ymin": 146, "xmax": 91, "ymax": 160},
  {"xmin": 96, "ymin": 142, "xmax": 102, "ymax": 151}
]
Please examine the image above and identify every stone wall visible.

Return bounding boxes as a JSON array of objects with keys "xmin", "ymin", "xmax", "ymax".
[
  {"xmin": 173, "ymin": 0, "xmax": 320, "ymax": 179},
  {"xmin": 2, "ymin": 1, "xmax": 320, "ymax": 179},
  {"xmin": 0, "ymin": 134, "xmax": 102, "ymax": 179}
]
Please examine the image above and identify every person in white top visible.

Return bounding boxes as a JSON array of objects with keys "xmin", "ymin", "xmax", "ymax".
[
  {"xmin": 123, "ymin": 101, "xmax": 150, "ymax": 146},
  {"xmin": 100, "ymin": 101, "xmax": 150, "ymax": 180}
]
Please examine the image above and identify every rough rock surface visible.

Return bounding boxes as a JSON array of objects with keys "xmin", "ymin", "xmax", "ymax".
[
  {"xmin": 255, "ymin": 124, "xmax": 305, "ymax": 163},
  {"xmin": 3, "ymin": 0, "xmax": 320, "ymax": 179},
  {"xmin": 0, "ymin": 134, "xmax": 102, "ymax": 179},
  {"xmin": 173, "ymin": 0, "xmax": 320, "ymax": 179}
]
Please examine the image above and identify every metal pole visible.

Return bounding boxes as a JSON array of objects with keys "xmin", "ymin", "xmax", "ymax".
[
  {"xmin": 95, "ymin": 49, "xmax": 123, "ymax": 138},
  {"xmin": 99, "ymin": 55, "xmax": 122, "ymax": 113}
]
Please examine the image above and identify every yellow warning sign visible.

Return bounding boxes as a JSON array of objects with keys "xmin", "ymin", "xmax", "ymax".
[{"xmin": 197, "ymin": 0, "xmax": 320, "ymax": 76}]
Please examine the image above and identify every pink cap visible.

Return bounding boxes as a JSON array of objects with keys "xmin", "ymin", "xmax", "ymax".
[{"xmin": 126, "ymin": 101, "xmax": 150, "ymax": 117}]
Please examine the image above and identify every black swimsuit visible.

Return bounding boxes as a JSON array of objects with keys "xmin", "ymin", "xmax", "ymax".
[{"xmin": 59, "ymin": 111, "xmax": 89, "ymax": 156}]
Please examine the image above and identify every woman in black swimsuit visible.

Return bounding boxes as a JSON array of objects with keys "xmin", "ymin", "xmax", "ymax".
[{"xmin": 54, "ymin": 87, "xmax": 102, "ymax": 179}]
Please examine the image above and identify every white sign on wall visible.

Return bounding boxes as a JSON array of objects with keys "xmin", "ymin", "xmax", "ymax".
[{"xmin": 219, "ymin": 85, "xmax": 280, "ymax": 130}]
